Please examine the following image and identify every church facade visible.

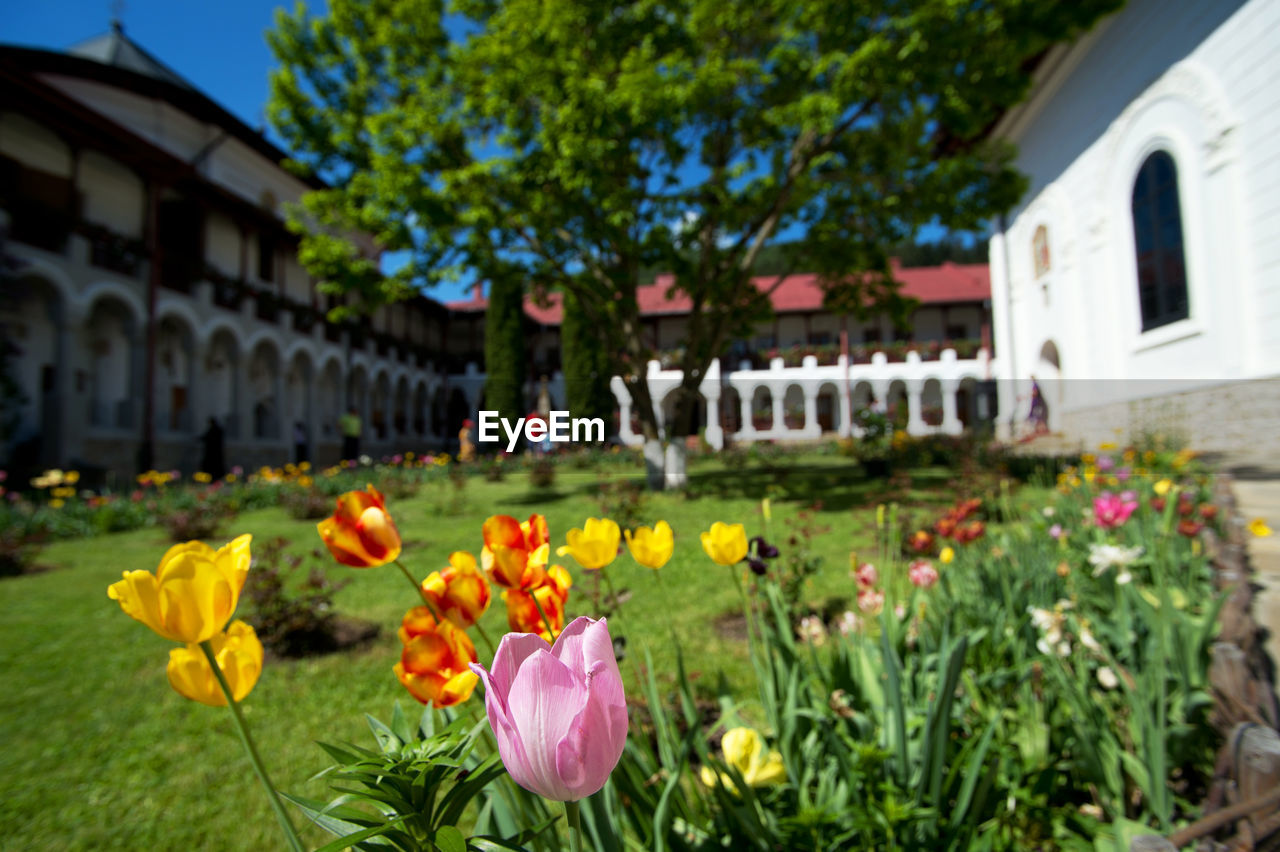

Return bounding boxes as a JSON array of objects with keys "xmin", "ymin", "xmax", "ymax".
[{"xmin": 989, "ymin": 0, "xmax": 1280, "ymax": 459}]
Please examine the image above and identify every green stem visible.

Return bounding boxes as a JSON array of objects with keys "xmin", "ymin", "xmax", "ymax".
[
  {"xmin": 565, "ymin": 798, "xmax": 583, "ymax": 852},
  {"xmin": 199, "ymin": 641, "xmax": 306, "ymax": 852},
  {"xmin": 599, "ymin": 567, "xmax": 625, "ymax": 626},
  {"xmin": 530, "ymin": 591, "xmax": 559, "ymax": 641},
  {"xmin": 472, "ymin": 619, "xmax": 498, "ymax": 658}
]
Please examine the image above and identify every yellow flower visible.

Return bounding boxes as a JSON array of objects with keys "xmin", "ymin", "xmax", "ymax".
[
  {"xmin": 1153, "ymin": 479, "xmax": 1173, "ymax": 497},
  {"xmin": 65, "ymin": 471, "xmax": 80, "ymax": 485},
  {"xmin": 299, "ymin": 461, "xmax": 312, "ymax": 471},
  {"xmin": 1081, "ymin": 453, "xmax": 1096, "ymax": 465},
  {"xmin": 558, "ymin": 517, "xmax": 621, "ymax": 571},
  {"xmin": 49, "ymin": 498, "xmax": 65, "ymax": 509},
  {"xmin": 701, "ymin": 522, "xmax": 748, "ymax": 566},
  {"xmin": 1249, "ymin": 519, "xmax": 1273, "ymax": 538},
  {"xmin": 193, "ymin": 471, "xmax": 213, "ymax": 483},
  {"xmin": 700, "ymin": 727, "xmax": 786, "ymax": 793},
  {"xmin": 52, "ymin": 486, "xmax": 76, "ymax": 498},
  {"xmin": 226, "ymin": 473, "xmax": 238, "ymax": 483},
  {"xmin": 939, "ymin": 546, "xmax": 955, "ymax": 564},
  {"xmin": 166, "ymin": 620, "xmax": 263, "ymax": 706},
  {"xmin": 761, "ymin": 498, "xmax": 772, "ymax": 523},
  {"xmin": 1099, "ymin": 442, "xmax": 1117, "ymax": 451},
  {"xmin": 108, "ymin": 535, "xmax": 252, "ymax": 644},
  {"xmin": 625, "ymin": 521, "xmax": 674, "ymax": 571}
]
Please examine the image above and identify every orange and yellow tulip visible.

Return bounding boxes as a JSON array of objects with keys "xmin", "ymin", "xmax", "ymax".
[
  {"xmin": 502, "ymin": 565, "xmax": 572, "ymax": 642},
  {"xmin": 559, "ymin": 517, "xmax": 621, "ymax": 571},
  {"xmin": 317, "ymin": 486, "xmax": 402, "ymax": 568},
  {"xmin": 625, "ymin": 521, "xmax": 674, "ymax": 570},
  {"xmin": 166, "ymin": 620, "xmax": 263, "ymax": 706},
  {"xmin": 421, "ymin": 551, "xmax": 492, "ymax": 629},
  {"xmin": 394, "ymin": 616, "xmax": 478, "ymax": 707},
  {"xmin": 108, "ymin": 534, "xmax": 252, "ymax": 644},
  {"xmin": 701, "ymin": 522, "xmax": 748, "ymax": 566},
  {"xmin": 482, "ymin": 514, "xmax": 550, "ymax": 589}
]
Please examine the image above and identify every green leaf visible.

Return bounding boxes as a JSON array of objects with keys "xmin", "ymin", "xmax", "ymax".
[{"xmin": 434, "ymin": 825, "xmax": 467, "ymax": 852}]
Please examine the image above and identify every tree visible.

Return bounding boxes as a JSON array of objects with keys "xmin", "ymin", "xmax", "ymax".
[
  {"xmin": 561, "ymin": 290, "xmax": 615, "ymax": 437},
  {"xmin": 268, "ymin": 0, "xmax": 1122, "ymax": 487},
  {"xmin": 483, "ymin": 274, "xmax": 525, "ymax": 429}
]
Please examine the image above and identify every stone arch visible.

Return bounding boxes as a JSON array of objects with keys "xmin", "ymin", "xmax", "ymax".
[
  {"xmin": 660, "ymin": 387, "xmax": 705, "ymax": 439},
  {"xmin": 83, "ymin": 293, "xmax": 141, "ymax": 430},
  {"xmin": 204, "ymin": 327, "xmax": 241, "ymax": 438},
  {"xmin": 156, "ymin": 313, "xmax": 197, "ymax": 433},
  {"xmin": 750, "ymin": 385, "xmax": 773, "ymax": 432},
  {"xmin": 782, "ymin": 384, "xmax": 805, "ymax": 430},
  {"xmin": 1034, "ymin": 339, "xmax": 1063, "ymax": 431},
  {"xmin": 720, "ymin": 384, "xmax": 741, "ymax": 434},
  {"xmin": 1, "ymin": 273, "xmax": 67, "ymax": 463},
  {"xmin": 412, "ymin": 380, "xmax": 428, "ymax": 436},
  {"xmin": 886, "ymin": 380, "xmax": 908, "ymax": 430},
  {"xmin": 79, "ymin": 281, "xmax": 145, "ymax": 328},
  {"xmin": 317, "ymin": 358, "xmax": 343, "ymax": 440},
  {"xmin": 816, "ymin": 381, "xmax": 841, "ymax": 433},
  {"xmin": 285, "ymin": 349, "xmax": 313, "ymax": 446},
  {"xmin": 247, "ymin": 339, "xmax": 282, "ymax": 440},
  {"xmin": 447, "ymin": 387, "xmax": 469, "ymax": 436},
  {"xmin": 431, "ymin": 384, "xmax": 447, "ymax": 436},
  {"xmin": 394, "ymin": 375, "xmax": 410, "ymax": 437},
  {"xmin": 371, "ymin": 370, "xmax": 392, "ymax": 441},
  {"xmin": 921, "ymin": 378, "xmax": 944, "ymax": 427}
]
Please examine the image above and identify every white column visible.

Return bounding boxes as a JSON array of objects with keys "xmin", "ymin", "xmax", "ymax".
[
  {"xmin": 837, "ymin": 354, "xmax": 852, "ymax": 438},
  {"xmin": 771, "ymin": 385, "xmax": 785, "ymax": 434},
  {"xmin": 802, "ymin": 385, "xmax": 819, "ymax": 437},
  {"xmin": 941, "ymin": 380, "xmax": 962, "ymax": 435},
  {"xmin": 703, "ymin": 389, "xmax": 723, "ymax": 449},
  {"xmin": 738, "ymin": 386, "xmax": 755, "ymax": 440},
  {"xmin": 905, "ymin": 380, "xmax": 927, "ymax": 436}
]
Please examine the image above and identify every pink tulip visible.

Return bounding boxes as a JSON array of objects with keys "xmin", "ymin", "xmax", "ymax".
[
  {"xmin": 1093, "ymin": 492, "xmax": 1138, "ymax": 529},
  {"xmin": 908, "ymin": 559, "xmax": 938, "ymax": 589},
  {"xmin": 470, "ymin": 616, "xmax": 627, "ymax": 802},
  {"xmin": 855, "ymin": 562, "xmax": 879, "ymax": 589}
]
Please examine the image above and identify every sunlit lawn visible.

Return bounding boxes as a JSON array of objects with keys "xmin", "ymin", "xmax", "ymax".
[{"xmin": 1, "ymin": 452, "xmax": 984, "ymax": 850}]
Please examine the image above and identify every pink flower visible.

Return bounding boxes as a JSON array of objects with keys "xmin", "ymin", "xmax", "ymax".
[
  {"xmin": 908, "ymin": 559, "xmax": 938, "ymax": 589},
  {"xmin": 854, "ymin": 562, "xmax": 879, "ymax": 589},
  {"xmin": 1093, "ymin": 492, "xmax": 1138, "ymax": 529},
  {"xmin": 857, "ymin": 589, "xmax": 884, "ymax": 614},
  {"xmin": 470, "ymin": 617, "xmax": 627, "ymax": 802},
  {"xmin": 1048, "ymin": 524, "xmax": 1064, "ymax": 540}
]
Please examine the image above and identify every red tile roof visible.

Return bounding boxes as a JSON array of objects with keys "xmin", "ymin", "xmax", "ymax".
[{"xmin": 446, "ymin": 262, "xmax": 989, "ymax": 324}]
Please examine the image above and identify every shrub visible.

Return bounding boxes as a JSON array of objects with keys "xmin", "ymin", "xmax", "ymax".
[
  {"xmin": 160, "ymin": 498, "xmax": 236, "ymax": 542},
  {"xmin": 0, "ymin": 526, "xmax": 44, "ymax": 577},
  {"xmin": 280, "ymin": 488, "xmax": 332, "ymax": 520},
  {"xmin": 241, "ymin": 538, "xmax": 353, "ymax": 657},
  {"xmin": 528, "ymin": 458, "xmax": 555, "ymax": 489}
]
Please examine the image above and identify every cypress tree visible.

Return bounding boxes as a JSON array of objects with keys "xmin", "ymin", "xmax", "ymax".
[
  {"xmin": 561, "ymin": 291, "xmax": 615, "ymax": 436},
  {"xmin": 483, "ymin": 275, "xmax": 525, "ymax": 424}
]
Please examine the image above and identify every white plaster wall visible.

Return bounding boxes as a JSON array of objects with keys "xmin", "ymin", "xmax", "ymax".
[
  {"xmin": 205, "ymin": 213, "xmax": 241, "ymax": 276},
  {"xmin": 78, "ymin": 150, "xmax": 145, "ymax": 237},
  {"xmin": 992, "ymin": 0, "xmax": 1277, "ymax": 429},
  {"xmin": 0, "ymin": 111, "xmax": 72, "ymax": 176}
]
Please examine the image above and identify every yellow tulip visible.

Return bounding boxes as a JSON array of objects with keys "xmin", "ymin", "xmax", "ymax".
[
  {"xmin": 108, "ymin": 535, "xmax": 252, "ymax": 644},
  {"xmin": 699, "ymin": 727, "xmax": 786, "ymax": 793},
  {"xmin": 1153, "ymin": 479, "xmax": 1173, "ymax": 497},
  {"xmin": 939, "ymin": 546, "xmax": 955, "ymax": 564},
  {"xmin": 1250, "ymin": 518, "xmax": 1273, "ymax": 538},
  {"xmin": 625, "ymin": 521, "xmax": 674, "ymax": 570},
  {"xmin": 558, "ymin": 517, "xmax": 621, "ymax": 571},
  {"xmin": 701, "ymin": 522, "xmax": 748, "ymax": 566},
  {"xmin": 166, "ymin": 620, "xmax": 263, "ymax": 706}
]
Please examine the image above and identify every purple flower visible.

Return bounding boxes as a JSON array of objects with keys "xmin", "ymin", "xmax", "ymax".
[
  {"xmin": 1115, "ymin": 467, "xmax": 1131, "ymax": 483},
  {"xmin": 1097, "ymin": 455, "xmax": 1114, "ymax": 472},
  {"xmin": 1049, "ymin": 523, "xmax": 1064, "ymax": 540},
  {"xmin": 470, "ymin": 617, "xmax": 627, "ymax": 802}
]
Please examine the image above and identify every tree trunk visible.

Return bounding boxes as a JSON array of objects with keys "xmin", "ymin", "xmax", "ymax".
[
  {"xmin": 618, "ymin": 315, "xmax": 669, "ymax": 490},
  {"xmin": 663, "ymin": 442, "xmax": 687, "ymax": 489}
]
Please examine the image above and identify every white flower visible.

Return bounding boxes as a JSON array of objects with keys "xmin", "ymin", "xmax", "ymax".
[
  {"xmin": 1028, "ymin": 600, "xmax": 1074, "ymax": 657},
  {"xmin": 835, "ymin": 611, "xmax": 859, "ymax": 636},
  {"xmin": 1042, "ymin": 506, "xmax": 1056, "ymax": 518},
  {"xmin": 1097, "ymin": 666, "xmax": 1119, "ymax": 690},
  {"xmin": 797, "ymin": 615, "xmax": 827, "ymax": 646},
  {"xmin": 1079, "ymin": 625, "xmax": 1101, "ymax": 653},
  {"xmin": 1089, "ymin": 543, "xmax": 1144, "ymax": 577}
]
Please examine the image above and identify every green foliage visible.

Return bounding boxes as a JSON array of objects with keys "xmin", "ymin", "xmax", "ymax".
[
  {"xmin": 560, "ymin": 290, "xmax": 614, "ymax": 434},
  {"xmin": 286, "ymin": 704, "xmax": 559, "ymax": 851},
  {"xmin": 267, "ymin": 0, "xmax": 1122, "ymax": 441},
  {"xmin": 242, "ymin": 537, "xmax": 354, "ymax": 658},
  {"xmin": 483, "ymin": 276, "xmax": 526, "ymax": 423}
]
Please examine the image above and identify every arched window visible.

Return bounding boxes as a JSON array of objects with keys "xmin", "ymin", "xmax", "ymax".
[{"xmin": 1131, "ymin": 151, "xmax": 1189, "ymax": 331}]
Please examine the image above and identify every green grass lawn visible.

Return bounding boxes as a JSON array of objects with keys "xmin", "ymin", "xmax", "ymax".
[{"xmin": 1, "ymin": 453, "xmax": 971, "ymax": 850}]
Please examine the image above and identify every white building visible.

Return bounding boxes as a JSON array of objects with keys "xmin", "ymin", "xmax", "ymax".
[
  {"xmin": 989, "ymin": 0, "xmax": 1280, "ymax": 457},
  {"xmin": 0, "ymin": 25, "xmax": 467, "ymax": 482}
]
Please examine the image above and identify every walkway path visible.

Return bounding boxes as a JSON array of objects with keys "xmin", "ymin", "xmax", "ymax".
[{"xmin": 1232, "ymin": 476, "xmax": 1280, "ymax": 691}]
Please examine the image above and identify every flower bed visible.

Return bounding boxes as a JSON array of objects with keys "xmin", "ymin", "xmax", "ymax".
[{"xmin": 92, "ymin": 439, "xmax": 1280, "ymax": 849}]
